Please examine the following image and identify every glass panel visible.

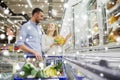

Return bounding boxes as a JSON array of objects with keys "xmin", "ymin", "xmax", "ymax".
[
  {"xmin": 73, "ymin": 2, "xmax": 89, "ymax": 49},
  {"xmin": 105, "ymin": 0, "xmax": 120, "ymax": 44},
  {"xmin": 88, "ymin": 11, "xmax": 99, "ymax": 46}
]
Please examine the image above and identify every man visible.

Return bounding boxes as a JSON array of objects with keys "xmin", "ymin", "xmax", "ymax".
[{"xmin": 16, "ymin": 8, "xmax": 44, "ymax": 60}]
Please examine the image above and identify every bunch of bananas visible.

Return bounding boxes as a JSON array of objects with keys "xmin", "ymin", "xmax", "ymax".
[{"xmin": 54, "ymin": 35, "xmax": 65, "ymax": 45}]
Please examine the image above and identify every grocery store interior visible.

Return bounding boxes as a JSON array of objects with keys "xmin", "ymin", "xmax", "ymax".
[{"xmin": 0, "ymin": 0, "xmax": 120, "ymax": 80}]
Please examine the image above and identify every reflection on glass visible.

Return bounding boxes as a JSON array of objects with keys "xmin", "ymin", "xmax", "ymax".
[
  {"xmin": 88, "ymin": 12, "xmax": 99, "ymax": 46},
  {"xmin": 105, "ymin": 0, "xmax": 120, "ymax": 44},
  {"xmin": 73, "ymin": 2, "xmax": 89, "ymax": 49}
]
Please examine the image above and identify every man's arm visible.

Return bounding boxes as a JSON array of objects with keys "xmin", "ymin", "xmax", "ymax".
[
  {"xmin": 16, "ymin": 25, "xmax": 42, "ymax": 60},
  {"xmin": 18, "ymin": 44, "xmax": 42, "ymax": 60}
]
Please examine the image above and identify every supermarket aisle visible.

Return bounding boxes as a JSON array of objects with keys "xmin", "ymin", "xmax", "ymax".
[{"xmin": 0, "ymin": 0, "xmax": 120, "ymax": 80}]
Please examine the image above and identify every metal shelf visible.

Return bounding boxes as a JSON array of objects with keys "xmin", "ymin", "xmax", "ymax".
[
  {"xmin": 64, "ymin": 57, "xmax": 120, "ymax": 80},
  {"xmin": 64, "ymin": 58, "xmax": 107, "ymax": 80}
]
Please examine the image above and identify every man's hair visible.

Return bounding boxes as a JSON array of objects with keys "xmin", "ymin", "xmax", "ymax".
[{"xmin": 32, "ymin": 8, "xmax": 43, "ymax": 16}]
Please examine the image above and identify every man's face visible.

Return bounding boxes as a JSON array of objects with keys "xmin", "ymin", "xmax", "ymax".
[{"xmin": 35, "ymin": 12, "xmax": 44, "ymax": 24}]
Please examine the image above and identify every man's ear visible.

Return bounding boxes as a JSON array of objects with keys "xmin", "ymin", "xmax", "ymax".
[{"xmin": 34, "ymin": 13, "xmax": 38, "ymax": 17}]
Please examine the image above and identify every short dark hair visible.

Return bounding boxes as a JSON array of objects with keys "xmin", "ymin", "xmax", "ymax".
[{"xmin": 32, "ymin": 8, "xmax": 43, "ymax": 16}]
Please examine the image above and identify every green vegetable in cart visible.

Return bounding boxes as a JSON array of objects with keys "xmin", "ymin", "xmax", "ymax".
[
  {"xmin": 35, "ymin": 69, "xmax": 47, "ymax": 78},
  {"xmin": 20, "ymin": 63, "xmax": 36, "ymax": 78},
  {"xmin": 31, "ymin": 69, "xmax": 37, "ymax": 77}
]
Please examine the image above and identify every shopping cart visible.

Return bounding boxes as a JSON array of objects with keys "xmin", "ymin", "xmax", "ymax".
[{"xmin": 14, "ymin": 56, "xmax": 67, "ymax": 80}]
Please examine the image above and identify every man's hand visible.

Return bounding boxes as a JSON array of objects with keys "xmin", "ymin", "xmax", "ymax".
[{"xmin": 33, "ymin": 51, "xmax": 42, "ymax": 60}]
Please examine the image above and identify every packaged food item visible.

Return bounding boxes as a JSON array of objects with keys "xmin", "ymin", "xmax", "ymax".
[
  {"xmin": 107, "ymin": 0, "xmax": 117, "ymax": 9},
  {"xmin": 108, "ymin": 16, "xmax": 118, "ymax": 24},
  {"xmin": 108, "ymin": 27, "xmax": 120, "ymax": 42},
  {"xmin": 117, "ymin": 0, "xmax": 120, "ymax": 2},
  {"xmin": 93, "ymin": 24, "xmax": 99, "ymax": 33}
]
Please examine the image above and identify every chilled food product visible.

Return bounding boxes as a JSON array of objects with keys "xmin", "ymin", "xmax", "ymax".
[
  {"xmin": 108, "ymin": 27, "xmax": 120, "ymax": 42},
  {"xmin": 117, "ymin": 0, "xmax": 120, "ymax": 2},
  {"xmin": 108, "ymin": 16, "xmax": 119, "ymax": 24},
  {"xmin": 107, "ymin": 0, "xmax": 117, "ymax": 9},
  {"xmin": 93, "ymin": 24, "xmax": 99, "ymax": 33}
]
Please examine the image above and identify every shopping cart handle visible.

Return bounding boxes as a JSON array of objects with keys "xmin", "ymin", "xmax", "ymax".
[
  {"xmin": 26, "ymin": 56, "xmax": 36, "ymax": 58},
  {"xmin": 26, "ymin": 55, "xmax": 63, "ymax": 58}
]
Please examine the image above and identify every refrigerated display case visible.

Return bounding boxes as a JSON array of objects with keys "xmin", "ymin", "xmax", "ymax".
[
  {"xmin": 105, "ymin": 0, "xmax": 120, "ymax": 45},
  {"xmin": 69, "ymin": 0, "xmax": 120, "ymax": 51},
  {"xmin": 63, "ymin": 51, "xmax": 120, "ymax": 80},
  {"xmin": 62, "ymin": 0, "xmax": 120, "ymax": 80}
]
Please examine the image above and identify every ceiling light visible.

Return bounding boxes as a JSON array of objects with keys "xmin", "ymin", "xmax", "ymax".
[
  {"xmin": 44, "ymin": 0, "xmax": 48, "ymax": 3},
  {"xmin": 58, "ymin": 24, "xmax": 61, "ymax": 27},
  {"xmin": 41, "ymin": 5, "xmax": 44, "ymax": 8},
  {"xmin": 37, "ymin": 0, "xmax": 39, "ymax": 1},
  {"xmin": 61, "ymin": 0, "xmax": 64, "ymax": 2},
  {"xmin": 14, "ymin": 20, "xmax": 17, "ymax": 23},
  {"xmin": 22, "ymin": 11, "xmax": 25, "ymax": 15},
  {"xmin": 52, "ymin": 9, "xmax": 57, "ymax": 16},
  {"xmin": 59, "ymin": 5, "xmax": 62, "ymax": 7},
  {"xmin": 4, "ymin": 9, "xmax": 9, "ymax": 14},
  {"xmin": 61, "ymin": 8, "xmax": 63, "ymax": 10},
  {"xmin": 25, "ymin": 5, "xmax": 28, "ymax": 8},
  {"xmin": 0, "ymin": 34, "xmax": 5, "ymax": 39},
  {"xmin": 1, "ymin": 27, "xmax": 4, "ymax": 29},
  {"xmin": 1, "ymin": 0, "xmax": 3, "ymax": 3},
  {"xmin": 18, "ymin": 4, "xmax": 20, "ymax": 6},
  {"xmin": 27, "ymin": 0, "xmax": 32, "ymax": 8}
]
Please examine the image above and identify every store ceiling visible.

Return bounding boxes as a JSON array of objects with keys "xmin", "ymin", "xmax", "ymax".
[{"xmin": 0, "ymin": 0, "xmax": 65, "ymax": 23}]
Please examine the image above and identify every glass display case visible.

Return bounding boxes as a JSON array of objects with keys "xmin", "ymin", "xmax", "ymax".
[
  {"xmin": 73, "ymin": 1, "xmax": 89, "ymax": 49},
  {"xmin": 72, "ymin": 0, "xmax": 101, "ymax": 49},
  {"xmin": 105, "ymin": 0, "xmax": 120, "ymax": 44},
  {"xmin": 72, "ymin": 0, "xmax": 120, "ymax": 50}
]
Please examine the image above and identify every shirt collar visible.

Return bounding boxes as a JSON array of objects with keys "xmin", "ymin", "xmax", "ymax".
[{"xmin": 29, "ymin": 20, "xmax": 38, "ymax": 26}]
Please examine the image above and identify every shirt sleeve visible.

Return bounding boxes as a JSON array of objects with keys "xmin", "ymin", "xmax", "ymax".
[
  {"xmin": 42, "ymin": 35, "xmax": 51, "ymax": 53},
  {"xmin": 16, "ymin": 25, "xmax": 27, "ymax": 46}
]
